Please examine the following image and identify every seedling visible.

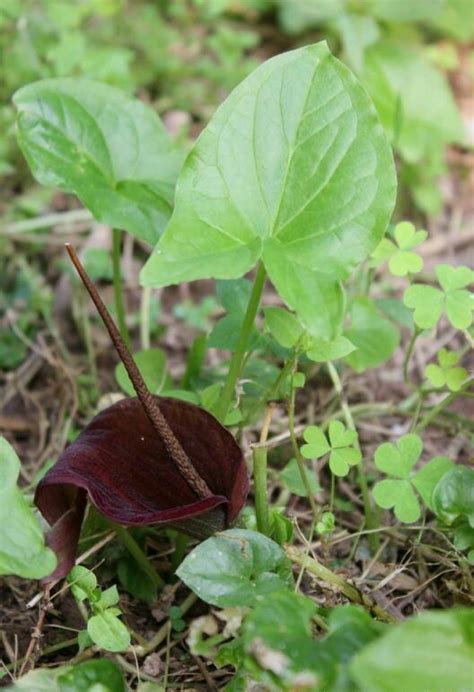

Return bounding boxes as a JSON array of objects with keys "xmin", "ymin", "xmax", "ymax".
[{"xmin": 68, "ymin": 565, "xmax": 130, "ymax": 652}]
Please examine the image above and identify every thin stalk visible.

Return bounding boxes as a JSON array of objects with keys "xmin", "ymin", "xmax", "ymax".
[
  {"xmin": 286, "ymin": 545, "xmax": 398, "ymax": 623},
  {"xmin": 112, "ymin": 228, "xmax": 132, "ymax": 350},
  {"xmin": 140, "ymin": 285, "xmax": 152, "ymax": 350},
  {"xmin": 253, "ymin": 445, "xmax": 270, "ymax": 536},
  {"xmin": 416, "ymin": 378, "xmax": 473, "ymax": 431},
  {"xmin": 327, "ymin": 362, "xmax": 379, "ymax": 553},
  {"xmin": 403, "ymin": 326, "xmax": 421, "ymax": 385},
  {"xmin": 288, "ymin": 361, "xmax": 319, "ymax": 522},
  {"xmin": 215, "ymin": 262, "xmax": 266, "ymax": 423},
  {"xmin": 252, "ymin": 403, "xmax": 275, "ymax": 537},
  {"xmin": 66, "ymin": 243, "xmax": 212, "ymax": 500},
  {"xmin": 112, "ymin": 524, "xmax": 164, "ymax": 589}
]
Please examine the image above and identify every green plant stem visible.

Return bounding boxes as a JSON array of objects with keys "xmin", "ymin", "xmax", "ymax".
[
  {"xmin": 253, "ymin": 444, "xmax": 270, "ymax": 536},
  {"xmin": 416, "ymin": 378, "xmax": 473, "ymax": 431},
  {"xmin": 112, "ymin": 524, "xmax": 164, "ymax": 589},
  {"xmin": 288, "ymin": 363, "xmax": 320, "ymax": 522},
  {"xmin": 112, "ymin": 228, "xmax": 132, "ymax": 350},
  {"xmin": 403, "ymin": 326, "xmax": 421, "ymax": 385},
  {"xmin": 215, "ymin": 262, "xmax": 266, "ymax": 422},
  {"xmin": 140, "ymin": 286, "xmax": 152, "ymax": 350},
  {"xmin": 327, "ymin": 362, "xmax": 379, "ymax": 553},
  {"xmin": 285, "ymin": 546, "xmax": 398, "ymax": 623}
]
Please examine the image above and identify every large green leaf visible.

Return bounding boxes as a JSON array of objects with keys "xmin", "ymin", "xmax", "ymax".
[
  {"xmin": 176, "ymin": 529, "xmax": 293, "ymax": 607},
  {"xmin": 14, "ymin": 79, "xmax": 183, "ymax": 245},
  {"xmin": 0, "ymin": 437, "xmax": 56, "ymax": 579},
  {"xmin": 361, "ymin": 42, "xmax": 463, "ymax": 163},
  {"xmin": 350, "ymin": 608, "xmax": 474, "ymax": 692},
  {"xmin": 141, "ymin": 42, "xmax": 396, "ymax": 338}
]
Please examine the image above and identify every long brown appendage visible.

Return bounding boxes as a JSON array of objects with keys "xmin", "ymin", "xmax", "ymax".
[{"xmin": 65, "ymin": 243, "xmax": 212, "ymax": 500}]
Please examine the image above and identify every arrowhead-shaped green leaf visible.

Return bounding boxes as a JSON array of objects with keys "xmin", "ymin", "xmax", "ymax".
[{"xmin": 141, "ymin": 42, "xmax": 396, "ymax": 338}]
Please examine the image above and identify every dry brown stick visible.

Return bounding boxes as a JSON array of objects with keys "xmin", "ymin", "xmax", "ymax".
[
  {"xmin": 18, "ymin": 585, "xmax": 52, "ymax": 676},
  {"xmin": 65, "ymin": 243, "xmax": 211, "ymax": 500}
]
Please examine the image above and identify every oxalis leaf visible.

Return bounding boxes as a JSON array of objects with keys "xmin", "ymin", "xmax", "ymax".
[
  {"xmin": 141, "ymin": 41, "xmax": 396, "ymax": 339},
  {"xmin": 176, "ymin": 529, "xmax": 293, "ymax": 607},
  {"xmin": 0, "ymin": 436, "xmax": 56, "ymax": 579},
  {"xmin": 13, "ymin": 79, "xmax": 183, "ymax": 245},
  {"xmin": 372, "ymin": 434, "xmax": 454, "ymax": 523}
]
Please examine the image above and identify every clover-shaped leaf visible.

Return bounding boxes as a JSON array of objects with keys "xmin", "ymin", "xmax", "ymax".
[
  {"xmin": 301, "ymin": 420, "xmax": 361, "ymax": 477},
  {"xmin": 370, "ymin": 221, "xmax": 427, "ymax": 277},
  {"xmin": 425, "ymin": 348, "xmax": 468, "ymax": 392},
  {"xmin": 373, "ymin": 435, "xmax": 453, "ymax": 523},
  {"xmin": 373, "ymin": 479, "xmax": 420, "ymax": 523},
  {"xmin": 404, "ymin": 264, "xmax": 474, "ymax": 329}
]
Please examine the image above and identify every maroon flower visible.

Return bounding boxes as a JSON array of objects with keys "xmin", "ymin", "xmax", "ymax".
[{"xmin": 36, "ymin": 396, "xmax": 248, "ymax": 580}]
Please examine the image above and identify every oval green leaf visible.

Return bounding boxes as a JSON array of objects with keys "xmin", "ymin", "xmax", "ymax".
[
  {"xmin": 176, "ymin": 528, "xmax": 293, "ymax": 607},
  {"xmin": 14, "ymin": 79, "xmax": 183, "ymax": 245}
]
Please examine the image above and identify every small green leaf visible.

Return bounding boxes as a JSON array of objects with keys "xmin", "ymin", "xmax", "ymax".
[
  {"xmin": 14, "ymin": 79, "xmax": 183, "ymax": 245},
  {"xmin": 412, "ymin": 457, "xmax": 454, "ymax": 510},
  {"xmin": 432, "ymin": 466, "xmax": 474, "ymax": 527},
  {"xmin": 404, "ymin": 265, "xmax": 473, "ymax": 330},
  {"xmin": 374, "ymin": 434, "xmax": 422, "ymax": 480},
  {"xmin": 373, "ymin": 479, "xmax": 421, "ymax": 523},
  {"xmin": 306, "ymin": 335, "xmax": 355, "ymax": 362},
  {"xmin": 68, "ymin": 566, "xmax": 98, "ymax": 603},
  {"xmin": 301, "ymin": 426, "xmax": 331, "ymax": 459},
  {"xmin": 115, "ymin": 348, "xmax": 167, "ymax": 396},
  {"xmin": 176, "ymin": 529, "xmax": 293, "ymax": 607},
  {"xmin": 393, "ymin": 221, "xmax": 427, "ymax": 251},
  {"xmin": 350, "ymin": 609, "xmax": 474, "ymax": 692},
  {"xmin": 0, "ymin": 437, "xmax": 56, "ymax": 579},
  {"xmin": 316, "ymin": 511, "xmax": 335, "ymax": 536},
  {"xmin": 343, "ymin": 298, "xmax": 399, "ymax": 372},
  {"xmin": 371, "ymin": 221, "xmax": 428, "ymax": 277},
  {"xmin": 302, "ymin": 421, "xmax": 361, "ymax": 477},
  {"xmin": 330, "ymin": 446, "xmax": 362, "ymax": 477},
  {"xmin": 263, "ymin": 306, "xmax": 304, "ymax": 349},
  {"xmin": 280, "ymin": 458, "xmax": 321, "ymax": 497},
  {"xmin": 87, "ymin": 610, "xmax": 131, "ymax": 652},
  {"xmin": 424, "ymin": 348, "xmax": 468, "ymax": 392},
  {"xmin": 96, "ymin": 585, "xmax": 120, "ymax": 610},
  {"xmin": 328, "ymin": 420, "xmax": 357, "ymax": 448},
  {"xmin": 403, "ymin": 284, "xmax": 443, "ymax": 329}
]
